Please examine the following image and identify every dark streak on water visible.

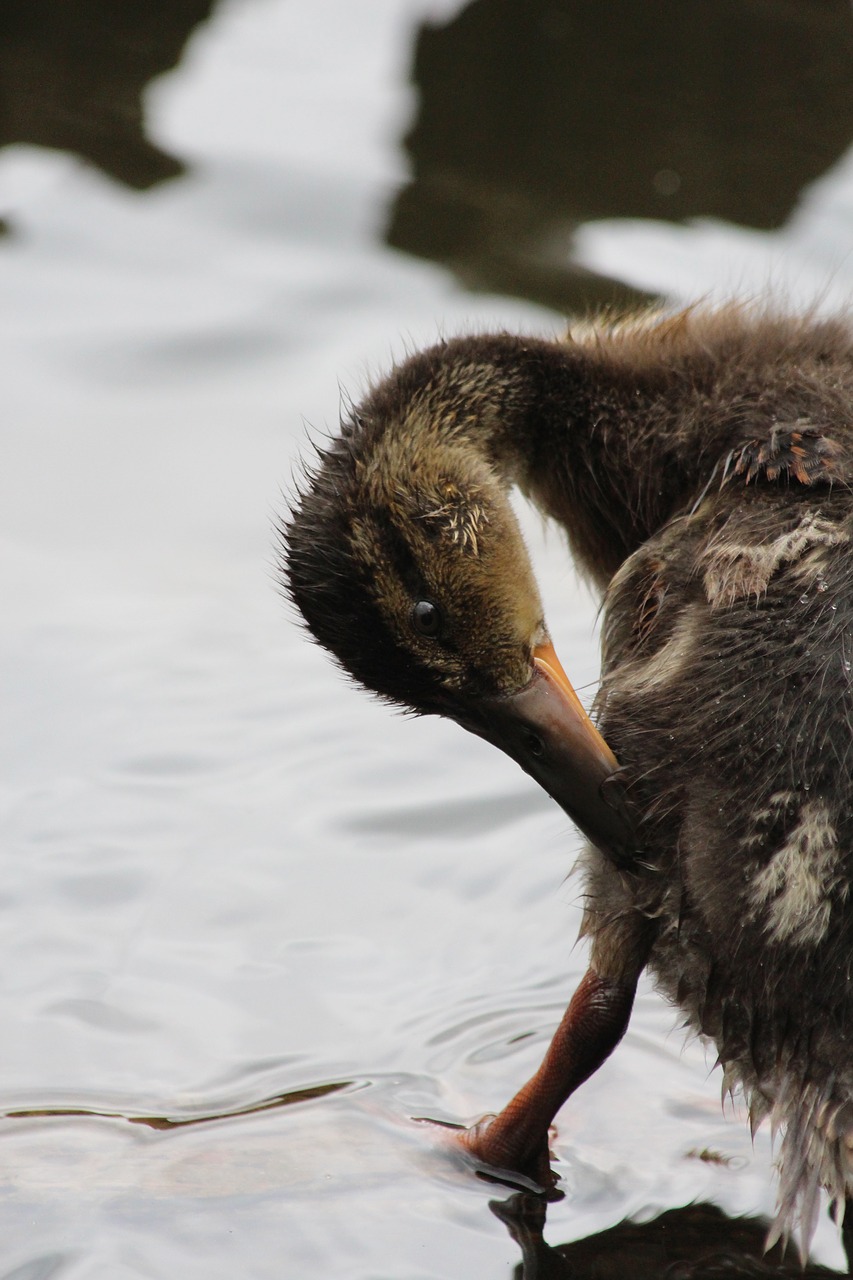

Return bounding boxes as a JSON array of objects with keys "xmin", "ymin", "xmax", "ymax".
[{"xmin": 4, "ymin": 1079, "xmax": 356, "ymax": 1130}]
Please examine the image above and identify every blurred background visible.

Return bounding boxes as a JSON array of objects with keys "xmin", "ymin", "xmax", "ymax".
[{"xmin": 2, "ymin": 1, "xmax": 853, "ymax": 1276}]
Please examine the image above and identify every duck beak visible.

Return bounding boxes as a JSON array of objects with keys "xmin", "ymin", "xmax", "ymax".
[{"xmin": 456, "ymin": 639, "xmax": 634, "ymax": 863}]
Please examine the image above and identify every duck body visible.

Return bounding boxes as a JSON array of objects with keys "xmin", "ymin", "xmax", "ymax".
[
  {"xmin": 284, "ymin": 306, "xmax": 853, "ymax": 1251},
  {"xmin": 596, "ymin": 463, "xmax": 853, "ymax": 1242}
]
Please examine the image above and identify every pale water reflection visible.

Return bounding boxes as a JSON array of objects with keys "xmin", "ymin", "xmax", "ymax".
[{"xmin": 2, "ymin": 0, "xmax": 853, "ymax": 1276}]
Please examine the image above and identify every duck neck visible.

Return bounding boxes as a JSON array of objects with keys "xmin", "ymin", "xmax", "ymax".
[{"xmin": 412, "ymin": 331, "xmax": 710, "ymax": 587}]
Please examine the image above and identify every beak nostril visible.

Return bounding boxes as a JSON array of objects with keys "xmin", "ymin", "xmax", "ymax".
[{"xmin": 524, "ymin": 730, "xmax": 545, "ymax": 757}]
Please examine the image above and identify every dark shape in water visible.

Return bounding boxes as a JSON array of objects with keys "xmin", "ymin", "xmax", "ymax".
[
  {"xmin": 0, "ymin": 0, "xmax": 216, "ymax": 191},
  {"xmin": 492, "ymin": 1196, "xmax": 844, "ymax": 1278},
  {"xmin": 387, "ymin": 0, "xmax": 853, "ymax": 312}
]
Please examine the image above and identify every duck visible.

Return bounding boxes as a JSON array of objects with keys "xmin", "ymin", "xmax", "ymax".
[{"xmin": 282, "ymin": 305, "xmax": 853, "ymax": 1257}]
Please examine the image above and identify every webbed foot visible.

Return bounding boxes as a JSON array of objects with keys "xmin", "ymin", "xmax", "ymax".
[{"xmin": 457, "ymin": 1113, "xmax": 558, "ymax": 1194}]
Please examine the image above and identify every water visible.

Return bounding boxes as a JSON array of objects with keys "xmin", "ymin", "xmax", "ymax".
[{"xmin": 2, "ymin": 1, "xmax": 853, "ymax": 1275}]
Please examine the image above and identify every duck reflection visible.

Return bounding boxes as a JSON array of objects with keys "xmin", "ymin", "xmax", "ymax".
[
  {"xmin": 388, "ymin": 0, "xmax": 853, "ymax": 312},
  {"xmin": 490, "ymin": 1196, "xmax": 845, "ymax": 1278},
  {"xmin": 0, "ymin": 0, "xmax": 215, "ymax": 192}
]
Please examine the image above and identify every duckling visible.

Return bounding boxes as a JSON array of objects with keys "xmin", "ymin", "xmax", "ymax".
[{"xmin": 283, "ymin": 306, "xmax": 853, "ymax": 1254}]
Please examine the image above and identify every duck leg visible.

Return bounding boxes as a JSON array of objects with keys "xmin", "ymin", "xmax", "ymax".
[
  {"xmin": 461, "ymin": 913, "xmax": 654, "ymax": 1188},
  {"xmin": 460, "ymin": 968, "xmax": 638, "ymax": 1186},
  {"xmin": 841, "ymin": 1197, "xmax": 853, "ymax": 1274}
]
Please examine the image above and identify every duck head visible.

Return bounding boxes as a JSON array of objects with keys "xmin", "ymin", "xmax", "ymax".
[{"xmin": 284, "ymin": 343, "xmax": 634, "ymax": 860}]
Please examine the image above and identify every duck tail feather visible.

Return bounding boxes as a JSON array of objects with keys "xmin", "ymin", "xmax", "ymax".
[{"xmin": 766, "ymin": 1077, "xmax": 853, "ymax": 1260}]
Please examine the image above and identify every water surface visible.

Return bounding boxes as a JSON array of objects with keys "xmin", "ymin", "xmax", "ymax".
[{"xmin": 3, "ymin": 1, "xmax": 853, "ymax": 1275}]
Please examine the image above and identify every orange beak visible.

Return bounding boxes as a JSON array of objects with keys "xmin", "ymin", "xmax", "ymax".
[
  {"xmin": 532, "ymin": 638, "xmax": 619, "ymax": 772},
  {"xmin": 455, "ymin": 637, "xmax": 633, "ymax": 862}
]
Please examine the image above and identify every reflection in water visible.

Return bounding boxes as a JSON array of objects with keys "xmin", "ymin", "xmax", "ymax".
[
  {"xmin": 0, "ymin": 0, "xmax": 215, "ymax": 194},
  {"xmin": 492, "ymin": 1195, "xmax": 844, "ymax": 1278},
  {"xmin": 388, "ymin": 0, "xmax": 853, "ymax": 312}
]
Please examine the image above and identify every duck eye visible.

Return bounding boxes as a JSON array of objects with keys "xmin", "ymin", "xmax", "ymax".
[{"xmin": 411, "ymin": 599, "xmax": 442, "ymax": 638}]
